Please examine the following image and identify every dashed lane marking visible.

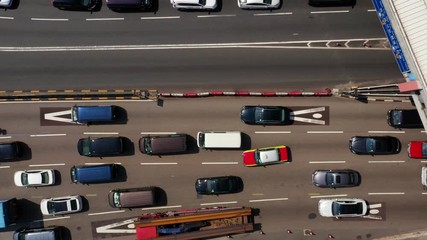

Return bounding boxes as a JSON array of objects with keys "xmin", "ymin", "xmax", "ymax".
[
  {"xmin": 201, "ymin": 162, "xmax": 239, "ymax": 165},
  {"xmin": 29, "ymin": 163, "xmax": 66, "ymax": 167},
  {"xmin": 141, "ymin": 16, "xmax": 180, "ymax": 20},
  {"xmin": 0, "ymin": 136, "xmax": 12, "ymax": 139},
  {"xmin": 141, "ymin": 205, "xmax": 182, "ymax": 211},
  {"xmin": 249, "ymin": 198, "xmax": 288, "ymax": 203},
  {"xmin": 197, "ymin": 14, "xmax": 236, "ymax": 18},
  {"xmin": 310, "ymin": 194, "xmax": 348, "ymax": 199},
  {"xmin": 141, "ymin": 132, "xmax": 177, "ymax": 135},
  {"xmin": 368, "ymin": 161, "xmax": 405, "ymax": 163},
  {"xmin": 254, "ymin": 12, "xmax": 292, "ymax": 16},
  {"xmin": 368, "ymin": 192, "xmax": 405, "ymax": 195},
  {"xmin": 85, "ymin": 162, "xmax": 122, "ymax": 165},
  {"xmin": 30, "ymin": 133, "xmax": 66, "ymax": 137},
  {"xmin": 31, "ymin": 18, "xmax": 68, "ymax": 21},
  {"xmin": 200, "ymin": 201, "xmax": 238, "ymax": 206},
  {"xmin": 84, "ymin": 132, "xmax": 119, "ymax": 135},
  {"xmin": 368, "ymin": 130, "xmax": 405, "ymax": 134},
  {"xmin": 86, "ymin": 18, "xmax": 124, "ymax": 21},
  {"xmin": 34, "ymin": 216, "xmax": 70, "ymax": 222},
  {"xmin": 140, "ymin": 162, "xmax": 178, "ymax": 165},
  {"xmin": 307, "ymin": 131, "xmax": 343, "ymax": 134},
  {"xmin": 0, "ymin": 166, "xmax": 10, "ymax": 169},
  {"xmin": 0, "ymin": 16, "xmax": 14, "ymax": 20},
  {"xmin": 255, "ymin": 131, "xmax": 291, "ymax": 134},
  {"xmin": 88, "ymin": 210, "xmax": 125, "ymax": 216}
]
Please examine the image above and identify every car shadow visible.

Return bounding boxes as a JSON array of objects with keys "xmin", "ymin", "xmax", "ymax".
[
  {"xmin": 108, "ymin": 0, "xmax": 159, "ymax": 13},
  {"xmin": 58, "ymin": 226, "xmax": 72, "ymax": 240},
  {"xmin": 186, "ymin": 135, "xmax": 200, "ymax": 154},
  {"xmin": 80, "ymin": 196, "xmax": 90, "ymax": 213},
  {"xmin": 114, "ymin": 164, "xmax": 128, "ymax": 183},
  {"xmin": 240, "ymin": 132, "xmax": 251, "ymax": 150},
  {"xmin": 18, "ymin": 141, "xmax": 32, "ymax": 161},
  {"xmin": 154, "ymin": 187, "xmax": 168, "ymax": 206},
  {"xmin": 308, "ymin": 0, "xmax": 356, "ymax": 7},
  {"xmin": 286, "ymin": 147, "xmax": 292, "ymax": 163},
  {"xmin": 53, "ymin": 170, "xmax": 62, "ymax": 186},
  {"xmin": 121, "ymin": 137, "xmax": 135, "ymax": 156}
]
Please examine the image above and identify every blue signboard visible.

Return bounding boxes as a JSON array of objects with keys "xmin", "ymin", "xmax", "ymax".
[{"xmin": 372, "ymin": 0, "xmax": 410, "ymax": 73}]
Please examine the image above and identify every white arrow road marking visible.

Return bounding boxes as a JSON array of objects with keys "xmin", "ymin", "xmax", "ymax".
[
  {"xmin": 369, "ymin": 203, "xmax": 382, "ymax": 208},
  {"xmin": 96, "ymin": 217, "xmax": 138, "ymax": 234},
  {"xmin": 291, "ymin": 107, "xmax": 326, "ymax": 115},
  {"xmin": 44, "ymin": 110, "xmax": 74, "ymax": 123},
  {"xmin": 292, "ymin": 117, "xmax": 325, "ymax": 125},
  {"xmin": 289, "ymin": 107, "xmax": 326, "ymax": 125}
]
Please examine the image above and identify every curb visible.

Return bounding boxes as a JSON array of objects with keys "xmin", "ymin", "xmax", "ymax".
[
  {"xmin": 160, "ymin": 89, "xmax": 332, "ymax": 98},
  {"xmin": 339, "ymin": 95, "xmax": 411, "ymax": 103}
]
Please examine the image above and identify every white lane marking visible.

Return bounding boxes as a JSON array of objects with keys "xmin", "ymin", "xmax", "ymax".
[
  {"xmin": 0, "ymin": 136, "xmax": 12, "ymax": 139},
  {"xmin": 200, "ymin": 201, "xmax": 237, "ymax": 206},
  {"xmin": 29, "ymin": 163, "xmax": 66, "ymax": 167},
  {"xmin": 140, "ymin": 162, "xmax": 178, "ymax": 165},
  {"xmin": 142, "ymin": 205, "xmax": 182, "ymax": 211},
  {"xmin": 30, "ymin": 133, "xmax": 67, "ymax": 137},
  {"xmin": 85, "ymin": 162, "xmax": 122, "ymax": 165},
  {"xmin": 421, "ymin": 161, "xmax": 427, "ymax": 163},
  {"xmin": 0, "ymin": 166, "xmax": 10, "ymax": 169},
  {"xmin": 254, "ymin": 12, "xmax": 292, "ymax": 16},
  {"xmin": 31, "ymin": 18, "xmax": 69, "ymax": 21},
  {"xmin": 34, "ymin": 216, "xmax": 70, "ymax": 222},
  {"xmin": 88, "ymin": 210, "xmax": 125, "ymax": 216},
  {"xmin": 141, "ymin": 16, "xmax": 180, "ymax": 20},
  {"xmin": 255, "ymin": 131, "xmax": 291, "ymax": 134},
  {"xmin": 368, "ymin": 161, "xmax": 405, "ymax": 163},
  {"xmin": 310, "ymin": 194, "xmax": 348, "ymax": 199},
  {"xmin": 422, "ymin": 192, "xmax": 427, "ymax": 195},
  {"xmin": 310, "ymin": 10, "xmax": 350, "ymax": 14},
  {"xmin": 83, "ymin": 132, "xmax": 119, "ymax": 135},
  {"xmin": 368, "ymin": 192, "xmax": 405, "ymax": 195},
  {"xmin": 0, "ymin": 16, "xmax": 14, "ymax": 20},
  {"xmin": 309, "ymin": 161, "xmax": 346, "ymax": 164},
  {"xmin": 369, "ymin": 203, "xmax": 382, "ymax": 208},
  {"xmin": 141, "ymin": 132, "xmax": 177, "ymax": 135},
  {"xmin": 86, "ymin": 18, "xmax": 124, "ymax": 21},
  {"xmin": 197, "ymin": 14, "xmax": 236, "ymax": 18},
  {"xmin": 367, "ymin": 9, "xmax": 377, "ymax": 12},
  {"xmin": 307, "ymin": 131, "xmax": 343, "ymax": 134},
  {"xmin": 201, "ymin": 162, "xmax": 239, "ymax": 165},
  {"xmin": 249, "ymin": 198, "xmax": 288, "ymax": 203},
  {"xmin": 421, "ymin": 130, "xmax": 426, "ymax": 133},
  {"xmin": 368, "ymin": 131, "xmax": 405, "ymax": 134}
]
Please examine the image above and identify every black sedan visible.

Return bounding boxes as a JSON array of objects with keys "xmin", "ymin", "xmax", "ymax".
[
  {"xmin": 77, "ymin": 137, "xmax": 124, "ymax": 157},
  {"xmin": 349, "ymin": 136, "xmax": 401, "ymax": 155},
  {"xmin": 312, "ymin": 169, "xmax": 360, "ymax": 188},
  {"xmin": 240, "ymin": 105, "xmax": 290, "ymax": 125},
  {"xmin": 195, "ymin": 176, "xmax": 243, "ymax": 195}
]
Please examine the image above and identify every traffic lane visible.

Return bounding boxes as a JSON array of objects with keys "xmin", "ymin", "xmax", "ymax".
[{"xmin": 0, "ymin": 48, "xmax": 401, "ymax": 91}]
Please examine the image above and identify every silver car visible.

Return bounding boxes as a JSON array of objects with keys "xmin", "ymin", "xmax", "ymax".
[
  {"xmin": 40, "ymin": 195, "xmax": 83, "ymax": 216},
  {"xmin": 0, "ymin": 0, "xmax": 13, "ymax": 8},
  {"xmin": 238, "ymin": 0, "xmax": 280, "ymax": 9},
  {"xmin": 170, "ymin": 0, "xmax": 217, "ymax": 10},
  {"xmin": 318, "ymin": 198, "xmax": 368, "ymax": 218},
  {"xmin": 312, "ymin": 169, "xmax": 360, "ymax": 188}
]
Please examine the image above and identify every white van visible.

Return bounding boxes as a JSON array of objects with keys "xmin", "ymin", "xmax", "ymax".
[
  {"xmin": 197, "ymin": 131, "xmax": 242, "ymax": 149},
  {"xmin": 422, "ymin": 167, "xmax": 427, "ymax": 189}
]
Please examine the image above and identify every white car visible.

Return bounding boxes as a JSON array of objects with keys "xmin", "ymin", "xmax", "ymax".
[
  {"xmin": 14, "ymin": 169, "xmax": 55, "ymax": 187},
  {"xmin": 40, "ymin": 195, "xmax": 83, "ymax": 216},
  {"xmin": 237, "ymin": 0, "xmax": 280, "ymax": 9},
  {"xmin": 170, "ymin": 0, "xmax": 217, "ymax": 10},
  {"xmin": 0, "ymin": 0, "xmax": 13, "ymax": 8},
  {"xmin": 318, "ymin": 198, "xmax": 368, "ymax": 218},
  {"xmin": 422, "ymin": 166, "xmax": 427, "ymax": 188}
]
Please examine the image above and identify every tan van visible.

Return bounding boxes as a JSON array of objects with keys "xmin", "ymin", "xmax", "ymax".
[
  {"xmin": 108, "ymin": 187, "xmax": 157, "ymax": 208},
  {"xmin": 197, "ymin": 131, "xmax": 242, "ymax": 149},
  {"xmin": 139, "ymin": 134, "xmax": 187, "ymax": 155}
]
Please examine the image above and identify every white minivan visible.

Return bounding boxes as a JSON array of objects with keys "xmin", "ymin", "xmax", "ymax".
[{"xmin": 197, "ymin": 131, "xmax": 242, "ymax": 149}]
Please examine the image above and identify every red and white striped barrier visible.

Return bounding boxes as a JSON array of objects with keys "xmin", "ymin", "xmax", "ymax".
[{"xmin": 160, "ymin": 89, "xmax": 332, "ymax": 97}]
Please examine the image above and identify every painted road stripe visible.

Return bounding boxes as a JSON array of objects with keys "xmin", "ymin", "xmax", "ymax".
[
  {"xmin": 141, "ymin": 16, "xmax": 180, "ymax": 20},
  {"xmin": 368, "ymin": 161, "xmax": 405, "ymax": 163},
  {"xmin": 422, "ymin": 192, "xmax": 427, "ymax": 195},
  {"xmin": 367, "ymin": 9, "xmax": 376, "ymax": 12},
  {"xmin": 86, "ymin": 18, "xmax": 124, "ymax": 21},
  {"xmin": 30, "ymin": 133, "xmax": 66, "ymax": 137},
  {"xmin": 421, "ymin": 161, "xmax": 427, "ymax": 163},
  {"xmin": 34, "ymin": 216, "xmax": 70, "ymax": 222},
  {"xmin": 255, "ymin": 131, "xmax": 291, "ymax": 134},
  {"xmin": 141, "ymin": 132, "xmax": 177, "ymax": 135},
  {"xmin": 31, "ymin": 18, "xmax": 68, "ymax": 21},
  {"xmin": 88, "ymin": 210, "xmax": 125, "ymax": 216},
  {"xmin": 202, "ymin": 162, "xmax": 239, "ymax": 165},
  {"xmin": 197, "ymin": 14, "xmax": 236, "ymax": 18},
  {"xmin": 200, "ymin": 201, "xmax": 237, "ymax": 206},
  {"xmin": 369, "ymin": 203, "xmax": 382, "ymax": 208},
  {"xmin": 307, "ymin": 131, "xmax": 343, "ymax": 134},
  {"xmin": 142, "ymin": 205, "xmax": 182, "ymax": 211},
  {"xmin": 85, "ymin": 162, "xmax": 122, "ymax": 165},
  {"xmin": 0, "ymin": 166, "xmax": 10, "ymax": 169},
  {"xmin": 249, "ymin": 198, "xmax": 288, "ymax": 203},
  {"xmin": 310, "ymin": 194, "xmax": 347, "ymax": 199},
  {"xmin": 309, "ymin": 161, "xmax": 346, "ymax": 164},
  {"xmin": 0, "ymin": 16, "xmax": 14, "ymax": 20},
  {"xmin": 0, "ymin": 136, "xmax": 12, "ymax": 139},
  {"xmin": 310, "ymin": 10, "xmax": 350, "ymax": 14},
  {"xmin": 368, "ymin": 192, "xmax": 405, "ymax": 195},
  {"xmin": 140, "ymin": 162, "xmax": 178, "ymax": 165},
  {"xmin": 29, "ymin": 163, "xmax": 66, "ymax": 167},
  {"xmin": 254, "ymin": 12, "xmax": 292, "ymax": 16},
  {"xmin": 83, "ymin": 132, "xmax": 118, "ymax": 135},
  {"xmin": 368, "ymin": 131, "xmax": 405, "ymax": 134}
]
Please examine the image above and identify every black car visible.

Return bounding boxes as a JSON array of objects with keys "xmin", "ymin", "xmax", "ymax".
[
  {"xmin": 52, "ymin": 0, "xmax": 99, "ymax": 10},
  {"xmin": 77, "ymin": 137, "xmax": 124, "ymax": 157},
  {"xmin": 387, "ymin": 109, "xmax": 423, "ymax": 129},
  {"xmin": 195, "ymin": 176, "xmax": 243, "ymax": 195},
  {"xmin": 240, "ymin": 105, "xmax": 290, "ymax": 125},
  {"xmin": 312, "ymin": 169, "xmax": 360, "ymax": 188},
  {"xmin": 0, "ymin": 141, "xmax": 21, "ymax": 161},
  {"xmin": 349, "ymin": 136, "xmax": 401, "ymax": 155},
  {"xmin": 13, "ymin": 226, "xmax": 62, "ymax": 240}
]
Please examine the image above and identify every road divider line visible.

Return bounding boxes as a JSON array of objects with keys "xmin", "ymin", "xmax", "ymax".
[
  {"xmin": 368, "ymin": 131, "xmax": 405, "ymax": 134},
  {"xmin": 310, "ymin": 194, "xmax": 347, "ymax": 199},
  {"xmin": 197, "ymin": 14, "xmax": 236, "ymax": 18},
  {"xmin": 86, "ymin": 18, "xmax": 124, "ymax": 21},
  {"xmin": 201, "ymin": 162, "xmax": 239, "ymax": 165},
  {"xmin": 30, "ymin": 133, "xmax": 66, "ymax": 137},
  {"xmin": 254, "ymin": 12, "xmax": 292, "ymax": 16},
  {"xmin": 369, "ymin": 203, "xmax": 382, "ymax": 208},
  {"xmin": 85, "ymin": 162, "xmax": 122, "ymax": 165},
  {"xmin": 421, "ymin": 192, "xmax": 427, "ymax": 195},
  {"xmin": 420, "ymin": 161, "xmax": 427, "ymax": 163},
  {"xmin": 255, "ymin": 131, "xmax": 291, "ymax": 134},
  {"xmin": 0, "ymin": 136, "xmax": 12, "ymax": 139},
  {"xmin": 309, "ymin": 161, "xmax": 346, "ymax": 164},
  {"xmin": 83, "ymin": 132, "xmax": 119, "ymax": 135},
  {"xmin": 368, "ymin": 192, "xmax": 405, "ymax": 195},
  {"xmin": 140, "ymin": 162, "xmax": 178, "ymax": 165},
  {"xmin": 141, "ymin": 16, "xmax": 180, "ymax": 20},
  {"xmin": 34, "ymin": 216, "xmax": 70, "ymax": 222},
  {"xmin": 142, "ymin": 205, "xmax": 182, "ymax": 211},
  {"xmin": 0, "ymin": 16, "xmax": 14, "ymax": 20},
  {"xmin": 368, "ymin": 161, "xmax": 405, "ymax": 163},
  {"xmin": 249, "ymin": 198, "xmax": 288, "ymax": 203},
  {"xmin": 310, "ymin": 10, "xmax": 350, "ymax": 14},
  {"xmin": 141, "ymin": 132, "xmax": 177, "ymax": 135},
  {"xmin": 367, "ymin": 9, "xmax": 376, "ymax": 12},
  {"xmin": 0, "ymin": 166, "xmax": 10, "ymax": 169},
  {"xmin": 31, "ymin": 18, "xmax": 69, "ymax": 21},
  {"xmin": 200, "ymin": 201, "xmax": 237, "ymax": 206},
  {"xmin": 307, "ymin": 131, "xmax": 343, "ymax": 134},
  {"xmin": 88, "ymin": 210, "xmax": 125, "ymax": 216},
  {"xmin": 29, "ymin": 163, "xmax": 66, "ymax": 167}
]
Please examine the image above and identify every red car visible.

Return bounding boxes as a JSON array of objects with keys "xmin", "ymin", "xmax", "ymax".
[
  {"xmin": 408, "ymin": 141, "xmax": 427, "ymax": 158},
  {"xmin": 242, "ymin": 145, "xmax": 288, "ymax": 167}
]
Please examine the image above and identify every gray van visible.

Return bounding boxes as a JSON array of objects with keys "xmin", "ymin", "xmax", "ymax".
[
  {"xmin": 71, "ymin": 105, "xmax": 117, "ymax": 124},
  {"xmin": 106, "ymin": 0, "xmax": 153, "ymax": 11},
  {"xmin": 139, "ymin": 134, "xmax": 187, "ymax": 155},
  {"xmin": 13, "ymin": 226, "xmax": 61, "ymax": 240},
  {"xmin": 108, "ymin": 187, "xmax": 157, "ymax": 208},
  {"xmin": 70, "ymin": 164, "xmax": 118, "ymax": 184}
]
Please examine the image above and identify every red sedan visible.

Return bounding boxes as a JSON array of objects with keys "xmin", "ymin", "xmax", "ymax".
[{"xmin": 408, "ymin": 141, "xmax": 427, "ymax": 158}]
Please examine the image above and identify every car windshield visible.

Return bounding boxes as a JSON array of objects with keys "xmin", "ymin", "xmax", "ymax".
[
  {"xmin": 81, "ymin": 0, "xmax": 90, "ymax": 6},
  {"xmin": 70, "ymin": 199, "xmax": 77, "ymax": 210},
  {"xmin": 256, "ymin": 108, "xmax": 284, "ymax": 123},
  {"xmin": 392, "ymin": 111, "xmax": 402, "ymax": 125},
  {"xmin": 332, "ymin": 202, "xmax": 363, "ymax": 215},
  {"xmin": 208, "ymin": 178, "xmax": 230, "ymax": 193},
  {"xmin": 48, "ymin": 201, "xmax": 67, "ymax": 214},
  {"xmin": 144, "ymin": 138, "xmax": 152, "ymax": 153},
  {"xmin": 365, "ymin": 138, "xmax": 376, "ymax": 153},
  {"xmin": 113, "ymin": 192, "xmax": 121, "ymax": 207},
  {"xmin": 82, "ymin": 140, "xmax": 91, "ymax": 155},
  {"xmin": 255, "ymin": 149, "xmax": 279, "ymax": 164},
  {"xmin": 423, "ymin": 143, "xmax": 427, "ymax": 157},
  {"xmin": 326, "ymin": 173, "xmax": 339, "ymax": 185},
  {"xmin": 41, "ymin": 172, "xmax": 50, "ymax": 184},
  {"xmin": 21, "ymin": 173, "xmax": 28, "ymax": 185}
]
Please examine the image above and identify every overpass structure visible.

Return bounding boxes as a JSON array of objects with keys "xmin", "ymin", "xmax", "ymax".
[{"xmin": 372, "ymin": 0, "xmax": 427, "ymax": 130}]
